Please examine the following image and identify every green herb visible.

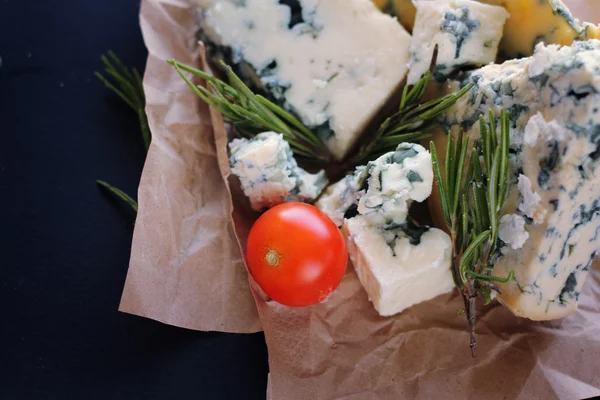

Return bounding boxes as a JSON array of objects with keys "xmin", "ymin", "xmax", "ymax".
[
  {"xmin": 430, "ymin": 109, "xmax": 515, "ymax": 357},
  {"xmin": 168, "ymin": 59, "xmax": 331, "ymax": 162},
  {"xmin": 95, "ymin": 51, "xmax": 150, "ymax": 150},
  {"xmin": 95, "ymin": 51, "xmax": 150, "ymax": 212},
  {"xmin": 96, "ymin": 180, "xmax": 139, "ymax": 213},
  {"xmin": 350, "ymin": 71, "xmax": 473, "ymax": 166}
]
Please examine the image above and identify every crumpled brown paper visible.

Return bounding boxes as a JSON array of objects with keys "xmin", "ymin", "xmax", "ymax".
[
  {"xmin": 121, "ymin": 0, "xmax": 600, "ymax": 398},
  {"xmin": 119, "ymin": 0, "xmax": 260, "ymax": 333}
]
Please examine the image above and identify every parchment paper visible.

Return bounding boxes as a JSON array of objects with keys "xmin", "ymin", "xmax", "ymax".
[
  {"xmin": 119, "ymin": 0, "xmax": 260, "ymax": 333},
  {"xmin": 122, "ymin": 0, "xmax": 600, "ymax": 398}
]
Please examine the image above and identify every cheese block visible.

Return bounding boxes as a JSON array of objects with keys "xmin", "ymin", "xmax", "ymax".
[
  {"xmin": 229, "ymin": 132, "xmax": 328, "ymax": 211},
  {"xmin": 431, "ymin": 40, "xmax": 600, "ymax": 320},
  {"xmin": 343, "ymin": 217, "xmax": 453, "ymax": 316},
  {"xmin": 374, "ymin": 0, "xmax": 600, "ymax": 58},
  {"xmin": 407, "ymin": 0, "xmax": 508, "ymax": 84},
  {"xmin": 319, "ymin": 143, "xmax": 454, "ymax": 316},
  {"xmin": 197, "ymin": 0, "xmax": 412, "ymax": 160}
]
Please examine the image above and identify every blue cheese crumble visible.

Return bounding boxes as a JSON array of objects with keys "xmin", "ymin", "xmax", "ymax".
[
  {"xmin": 407, "ymin": 0, "xmax": 509, "ymax": 84},
  {"xmin": 319, "ymin": 143, "xmax": 454, "ymax": 316},
  {"xmin": 229, "ymin": 132, "xmax": 327, "ymax": 211},
  {"xmin": 197, "ymin": 0, "xmax": 412, "ymax": 160}
]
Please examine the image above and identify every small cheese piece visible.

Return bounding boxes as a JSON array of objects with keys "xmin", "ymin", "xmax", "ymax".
[
  {"xmin": 517, "ymin": 174, "xmax": 545, "ymax": 223},
  {"xmin": 408, "ymin": 0, "xmax": 508, "ymax": 84},
  {"xmin": 498, "ymin": 214, "xmax": 529, "ymax": 250},
  {"xmin": 357, "ymin": 143, "xmax": 434, "ymax": 225},
  {"xmin": 343, "ymin": 217, "xmax": 453, "ymax": 316},
  {"xmin": 432, "ymin": 40, "xmax": 600, "ymax": 320},
  {"xmin": 229, "ymin": 132, "xmax": 327, "ymax": 211},
  {"xmin": 314, "ymin": 166, "xmax": 368, "ymax": 227},
  {"xmin": 330, "ymin": 143, "xmax": 453, "ymax": 316},
  {"xmin": 197, "ymin": 0, "xmax": 412, "ymax": 160}
]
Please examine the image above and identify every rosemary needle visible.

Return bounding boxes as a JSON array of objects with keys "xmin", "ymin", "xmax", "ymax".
[
  {"xmin": 95, "ymin": 51, "xmax": 150, "ymax": 213},
  {"xmin": 96, "ymin": 180, "xmax": 138, "ymax": 213},
  {"xmin": 430, "ymin": 109, "xmax": 515, "ymax": 356}
]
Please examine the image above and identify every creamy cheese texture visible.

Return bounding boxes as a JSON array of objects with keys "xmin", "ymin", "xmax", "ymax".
[
  {"xmin": 319, "ymin": 143, "xmax": 454, "ymax": 316},
  {"xmin": 314, "ymin": 166, "xmax": 367, "ymax": 227},
  {"xmin": 408, "ymin": 0, "xmax": 508, "ymax": 84},
  {"xmin": 432, "ymin": 40, "xmax": 600, "ymax": 320},
  {"xmin": 197, "ymin": 0, "xmax": 412, "ymax": 160},
  {"xmin": 343, "ymin": 218, "xmax": 453, "ymax": 316},
  {"xmin": 229, "ymin": 132, "xmax": 327, "ymax": 211},
  {"xmin": 498, "ymin": 214, "xmax": 529, "ymax": 250}
]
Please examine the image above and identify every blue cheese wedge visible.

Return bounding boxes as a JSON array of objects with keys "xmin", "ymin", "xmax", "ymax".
[
  {"xmin": 343, "ymin": 218, "xmax": 453, "ymax": 316},
  {"xmin": 320, "ymin": 143, "xmax": 454, "ymax": 316},
  {"xmin": 432, "ymin": 40, "xmax": 600, "ymax": 320},
  {"xmin": 229, "ymin": 132, "xmax": 327, "ymax": 211},
  {"xmin": 407, "ymin": 0, "xmax": 509, "ymax": 84},
  {"xmin": 197, "ymin": 0, "xmax": 412, "ymax": 160}
]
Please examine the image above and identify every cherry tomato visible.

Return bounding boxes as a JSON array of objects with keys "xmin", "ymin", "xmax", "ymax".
[{"xmin": 246, "ymin": 202, "xmax": 347, "ymax": 307}]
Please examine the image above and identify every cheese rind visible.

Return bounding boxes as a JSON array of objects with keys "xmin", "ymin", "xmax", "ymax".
[
  {"xmin": 198, "ymin": 0, "xmax": 412, "ymax": 160},
  {"xmin": 434, "ymin": 40, "xmax": 600, "ymax": 320},
  {"xmin": 229, "ymin": 132, "xmax": 327, "ymax": 211},
  {"xmin": 408, "ymin": 0, "xmax": 508, "ymax": 84}
]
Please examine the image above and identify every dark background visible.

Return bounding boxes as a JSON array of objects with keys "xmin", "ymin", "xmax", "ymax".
[{"xmin": 0, "ymin": 1, "xmax": 269, "ymax": 399}]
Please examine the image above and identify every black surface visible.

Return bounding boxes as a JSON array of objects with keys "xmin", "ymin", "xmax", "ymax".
[{"xmin": 0, "ymin": 1, "xmax": 269, "ymax": 399}]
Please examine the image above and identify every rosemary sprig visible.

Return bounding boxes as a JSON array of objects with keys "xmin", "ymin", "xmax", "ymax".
[
  {"xmin": 430, "ymin": 109, "xmax": 515, "ymax": 357},
  {"xmin": 351, "ymin": 72, "xmax": 473, "ymax": 165},
  {"xmin": 95, "ymin": 51, "xmax": 150, "ymax": 212},
  {"xmin": 168, "ymin": 59, "xmax": 331, "ymax": 162},
  {"xmin": 95, "ymin": 50, "xmax": 150, "ymax": 150},
  {"xmin": 96, "ymin": 180, "xmax": 139, "ymax": 213}
]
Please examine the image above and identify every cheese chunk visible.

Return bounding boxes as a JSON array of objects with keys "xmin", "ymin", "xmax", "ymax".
[
  {"xmin": 343, "ymin": 218, "xmax": 453, "ymax": 316},
  {"xmin": 315, "ymin": 166, "xmax": 368, "ymax": 227},
  {"xmin": 433, "ymin": 40, "xmax": 600, "ymax": 320},
  {"xmin": 320, "ymin": 143, "xmax": 453, "ymax": 316},
  {"xmin": 197, "ymin": 0, "xmax": 412, "ymax": 160},
  {"xmin": 317, "ymin": 143, "xmax": 434, "ymax": 227},
  {"xmin": 408, "ymin": 0, "xmax": 508, "ymax": 84},
  {"xmin": 229, "ymin": 132, "xmax": 327, "ymax": 211},
  {"xmin": 357, "ymin": 143, "xmax": 434, "ymax": 226},
  {"xmin": 374, "ymin": 0, "xmax": 600, "ymax": 58}
]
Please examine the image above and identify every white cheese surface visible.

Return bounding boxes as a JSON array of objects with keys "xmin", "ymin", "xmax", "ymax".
[
  {"xmin": 199, "ymin": 0, "xmax": 412, "ymax": 159},
  {"xmin": 344, "ymin": 218, "xmax": 453, "ymax": 316},
  {"xmin": 323, "ymin": 143, "xmax": 454, "ymax": 317},
  {"xmin": 229, "ymin": 132, "xmax": 327, "ymax": 211},
  {"xmin": 357, "ymin": 143, "xmax": 433, "ymax": 226}
]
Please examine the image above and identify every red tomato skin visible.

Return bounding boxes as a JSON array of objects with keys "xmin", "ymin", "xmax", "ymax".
[{"xmin": 246, "ymin": 202, "xmax": 347, "ymax": 307}]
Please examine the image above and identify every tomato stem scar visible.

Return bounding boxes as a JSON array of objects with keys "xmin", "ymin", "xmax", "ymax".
[{"xmin": 265, "ymin": 248, "xmax": 281, "ymax": 267}]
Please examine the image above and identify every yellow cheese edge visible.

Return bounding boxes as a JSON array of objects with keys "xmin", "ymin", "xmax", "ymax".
[{"xmin": 373, "ymin": 0, "xmax": 600, "ymax": 57}]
